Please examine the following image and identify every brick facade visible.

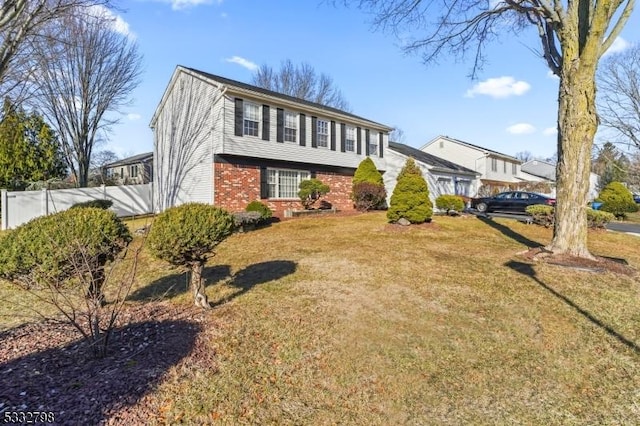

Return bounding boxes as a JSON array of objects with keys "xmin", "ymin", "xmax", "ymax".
[{"xmin": 213, "ymin": 161, "xmax": 356, "ymax": 218}]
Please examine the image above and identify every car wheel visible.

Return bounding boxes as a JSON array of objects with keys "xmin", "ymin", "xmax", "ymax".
[{"xmin": 476, "ymin": 202, "xmax": 488, "ymax": 213}]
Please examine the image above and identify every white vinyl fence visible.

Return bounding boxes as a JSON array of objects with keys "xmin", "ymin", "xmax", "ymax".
[{"xmin": 1, "ymin": 183, "xmax": 153, "ymax": 230}]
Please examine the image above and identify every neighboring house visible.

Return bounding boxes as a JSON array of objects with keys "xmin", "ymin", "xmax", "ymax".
[
  {"xmin": 151, "ymin": 66, "xmax": 392, "ymax": 217},
  {"xmin": 385, "ymin": 141, "xmax": 481, "ymax": 205},
  {"xmin": 104, "ymin": 152, "xmax": 154, "ymax": 185},
  {"xmin": 521, "ymin": 159, "xmax": 600, "ymax": 200},
  {"xmin": 420, "ymin": 135, "xmax": 524, "ymax": 195}
]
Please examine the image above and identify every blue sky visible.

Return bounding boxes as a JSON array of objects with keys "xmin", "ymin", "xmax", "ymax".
[{"xmin": 104, "ymin": 0, "xmax": 640, "ymax": 160}]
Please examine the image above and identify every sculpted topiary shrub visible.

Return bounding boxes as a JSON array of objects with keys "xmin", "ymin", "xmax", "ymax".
[
  {"xmin": 598, "ymin": 181, "xmax": 638, "ymax": 218},
  {"xmin": 435, "ymin": 194, "xmax": 465, "ymax": 215},
  {"xmin": 0, "ymin": 207, "xmax": 131, "ymax": 297},
  {"xmin": 0, "ymin": 208, "xmax": 133, "ymax": 356},
  {"xmin": 387, "ymin": 158, "xmax": 433, "ymax": 223},
  {"xmin": 298, "ymin": 178, "xmax": 330, "ymax": 209},
  {"xmin": 352, "ymin": 157, "xmax": 386, "ymax": 211},
  {"xmin": 245, "ymin": 200, "xmax": 272, "ymax": 221},
  {"xmin": 147, "ymin": 203, "xmax": 234, "ymax": 308}
]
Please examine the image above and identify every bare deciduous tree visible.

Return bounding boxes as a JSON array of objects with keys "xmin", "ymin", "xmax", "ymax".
[
  {"xmin": 253, "ymin": 59, "xmax": 351, "ymax": 111},
  {"xmin": 515, "ymin": 151, "xmax": 534, "ymax": 162},
  {"xmin": 598, "ymin": 44, "xmax": 640, "ymax": 151},
  {"xmin": 0, "ymin": 0, "xmax": 112, "ymax": 102},
  {"xmin": 32, "ymin": 9, "xmax": 142, "ymax": 187},
  {"xmin": 342, "ymin": 0, "xmax": 635, "ymax": 258},
  {"xmin": 390, "ymin": 126, "xmax": 406, "ymax": 143}
]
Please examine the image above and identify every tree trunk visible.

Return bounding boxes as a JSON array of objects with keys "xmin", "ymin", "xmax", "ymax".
[
  {"xmin": 191, "ymin": 262, "xmax": 210, "ymax": 309},
  {"xmin": 547, "ymin": 62, "xmax": 598, "ymax": 258}
]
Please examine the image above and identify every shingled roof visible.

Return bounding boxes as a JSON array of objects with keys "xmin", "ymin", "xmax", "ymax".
[
  {"xmin": 181, "ymin": 66, "xmax": 391, "ymax": 129},
  {"xmin": 388, "ymin": 141, "xmax": 479, "ymax": 176}
]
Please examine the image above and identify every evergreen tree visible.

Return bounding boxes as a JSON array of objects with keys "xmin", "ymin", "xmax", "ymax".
[
  {"xmin": 353, "ymin": 157, "xmax": 384, "ymax": 186},
  {"xmin": 0, "ymin": 99, "xmax": 66, "ymax": 189},
  {"xmin": 352, "ymin": 157, "xmax": 386, "ymax": 211},
  {"xmin": 387, "ymin": 158, "xmax": 433, "ymax": 223}
]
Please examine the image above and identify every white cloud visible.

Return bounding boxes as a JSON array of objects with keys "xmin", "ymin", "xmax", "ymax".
[
  {"xmin": 543, "ymin": 127, "xmax": 557, "ymax": 136},
  {"xmin": 88, "ymin": 5, "xmax": 135, "ymax": 38},
  {"xmin": 546, "ymin": 70, "xmax": 559, "ymax": 80},
  {"xmin": 506, "ymin": 123, "xmax": 536, "ymax": 135},
  {"xmin": 127, "ymin": 113, "xmax": 142, "ymax": 121},
  {"xmin": 604, "ymin": 37, "xmax": 631, "ymax": 56},
  {"xmin": 465, "ymin": 76, "xmax": 531, "ymax": 99},
  {"xmin": 147, "ymin": 0, "xmax": 223, "ymax": 10},
  {"xmin": 225, "ymin": 56, "xmax": 258, "ymax": 71}
]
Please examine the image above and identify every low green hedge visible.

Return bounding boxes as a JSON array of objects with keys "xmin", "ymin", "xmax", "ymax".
[
  {"xmin": 525, "ymin": 204, "xmax": 616, "ymax": 229},
  {"xmin": 435, "ymin": 195, "xmax": 465, "ymax": 214}
]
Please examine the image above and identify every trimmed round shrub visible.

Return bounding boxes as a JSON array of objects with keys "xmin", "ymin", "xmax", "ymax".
[
  {"xmin": 352, "ymin": 181, "xmax": 387, "ymax": 212},
  {"xmin": 245, "ymin": 200, "xmax": 272, "ymax": 220},
  {"xmin": 587, "ymin": 209, "xmax": 615, "ymax": 229},
  {"xmin": 298, "ymin": 178, "xmax": 330, "ymax": 209},
  {"xmin": 0, "ymin": 208, "xmax": 131, "ymax": 294},
  {"xmin": 147, "ymin": 203, "xmax": 234, "ymax": 308},
  {"xmin": 598, "ymin": 181, "xmax": 638, "ymax": 218},
  {"xmin": 387, "ymin": 159, "xmax": 432, "ymax": 223},
  {"xmin": 435, "ymin": 194, "xmax": 465, "ymax": 214},
  {"xmin": 70, "ymin": 199, "xmax": 113, "ymax": 210}
]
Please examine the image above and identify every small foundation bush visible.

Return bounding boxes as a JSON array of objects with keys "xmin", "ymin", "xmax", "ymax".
[
  {"xmin": 245, "ymin": 200, "xmax": 272, "ymax": 220},
  {"xmin": 69, "ymin": 199, "xmax": 113, "ymax": 210},
  {"xmin": 435, "ymin": 195, "xmax": 465, "ymax": 214},
  {"xmin": 598, "ymin": 181, "xmax": 638, "ymax": 218}
]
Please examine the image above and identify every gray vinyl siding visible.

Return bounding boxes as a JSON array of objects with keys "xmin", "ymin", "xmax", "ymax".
[
  {"xmin": 220, "ymin": 95, "xmax": 387, "ymax": 171},
  {"xmin": 153, "ymin": 72, "xmax": 218, "ymax": 210}
]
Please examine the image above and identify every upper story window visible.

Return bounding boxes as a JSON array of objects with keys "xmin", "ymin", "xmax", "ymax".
[
  {"xmin": 491, "ymin": 158, "xmax": 498, "ymax": 172},
  {"xmin": 317, "ymin": 119, "xmax": 328, "ymax": 148},
  {"xmin": 130, "ymin": 164, "xmax": 139, "ymax": 177},
  {"xmin": 512, "ymin": 163, "xmax": 517, "ymax": 175},
  {"xmin": 503, "ymin": 161, "xmax": 507, "ymax": 174},
  {"xmin": 345, "ymin": 126, "xmax": 356, "ymax": 152},
  {"xmin": 369, "ymin": 131, "xmax": 378, "ymax": 156},
  {"xmin": 243, "ymin": 102, "xmax": 260, "ymax": 137},
  {"xmin": 267, "ymin": 168, "xmax": 310, "ymax": 199},
  {"xmin": 284, "ymin": 111, "xmax": 297, "ymax": 143}
]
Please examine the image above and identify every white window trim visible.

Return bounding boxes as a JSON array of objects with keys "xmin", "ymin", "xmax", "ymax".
[
  {"xmin": 369, "ymin": 131, "xmax": 379, "ymax": 156},
  {"xmin": 243, "ymin": 101, "xmax": 260, "ymax": 138},
  {"xmin": 345, "ymin": 125, "xmax": 356, "ymax": 152},
  {"xmin": 317, "ymin": 119, "xmax": 329, "ymax": 149},
  {"xmin": 267, "ymin": 168, "xmax": 310, "ymax": 199},
  {"xmin": 284, "ymin": 110, "xmax": 297, "ymax": 143}
]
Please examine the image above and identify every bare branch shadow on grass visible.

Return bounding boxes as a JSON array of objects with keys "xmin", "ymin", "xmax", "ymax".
[
  {"xmin": 476, "ymin": 215, "xmax": 544, "ymax": 249},
  {"xmin": 211, "ymin": 260, "xmax": 297, "ymax": 307},
  {"xmin": 128, "ymin": 265, "xmax": 232, "ymax": 302},
  {"xmin": 0, "ymin": 319, "xmax": 200, "ymax": 424},
  {"xmin": 128, "ymin": 261, "xmax": 297, "ymax": 306},
  {"xmin": 505, "ymin": 260, "xmax": 640, "ymax": 354}
]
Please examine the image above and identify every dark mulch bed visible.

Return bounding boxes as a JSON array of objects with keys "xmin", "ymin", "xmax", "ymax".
[
  {"xmin": 519, "ymin": 247, "xmax": 637, "ymax": 276},
  {"xmin": 0, "ymin": 302, "xmax": 214, "ymax": 425}
]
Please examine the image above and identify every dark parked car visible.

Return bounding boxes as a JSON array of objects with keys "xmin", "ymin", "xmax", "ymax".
[
  {"xmin": 471, "ymin": 191, "xmax": 555, "ymax": 213},
  {"xmin": 634, "ymin": 194, "xmax": 640, "ymax": 204}
]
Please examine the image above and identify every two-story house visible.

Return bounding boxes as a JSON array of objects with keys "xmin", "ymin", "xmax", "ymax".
[
  {"xmin": 420, "ymin": 135, "xmax": 524, "ymax": 196},
  {"xmin": 151, "ymin": 66, "xmax": 392, "ymax": 217},
  {"xmin": 521, "ymin": 159, "xmax": 600, "ymax": 200}
]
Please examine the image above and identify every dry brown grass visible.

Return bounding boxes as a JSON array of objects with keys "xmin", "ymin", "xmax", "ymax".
[{"xmin": 2, "ymin": 212, "xmax": 640, "ymax": 423}]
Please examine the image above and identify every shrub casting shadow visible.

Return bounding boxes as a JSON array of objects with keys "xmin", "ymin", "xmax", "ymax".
[
  {"xmin": 212, "ymin": 260, "xmax": 297, "ymax": 307},
  {"xmin": 476, "ymin": 215, "xmax": 544, "ymax": 248},
  {"xmin": 128, "ymin": 264, "xmax": 232, "ymax": 302},
  {"xmin": 0, "ymin": 319, "xmax": 200, "ymax": 424},
  {"xmin": 129, "ymin": 261, "xmax": 296, "ymax": 306},
  {"xmin": 505, "ymin": 260, "xmax": 640, "ymax": 354}
]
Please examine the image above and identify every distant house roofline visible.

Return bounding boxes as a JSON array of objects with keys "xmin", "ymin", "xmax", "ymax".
[
  {"xmin": 421, "ymin": 135, "xmax": 521, "ymax": 163},
  {"xmin": 388, "ymin": 141, "xmax": 480, "ymax": 176},
  {"xmin": 104, "ymin": 152, "xmax": 153, "ymax": 168}
]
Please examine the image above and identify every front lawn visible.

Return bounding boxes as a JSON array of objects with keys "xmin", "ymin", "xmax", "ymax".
[{"xmin": 1, "ymin": 212, "xmax": 639, "ymax": 424}]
